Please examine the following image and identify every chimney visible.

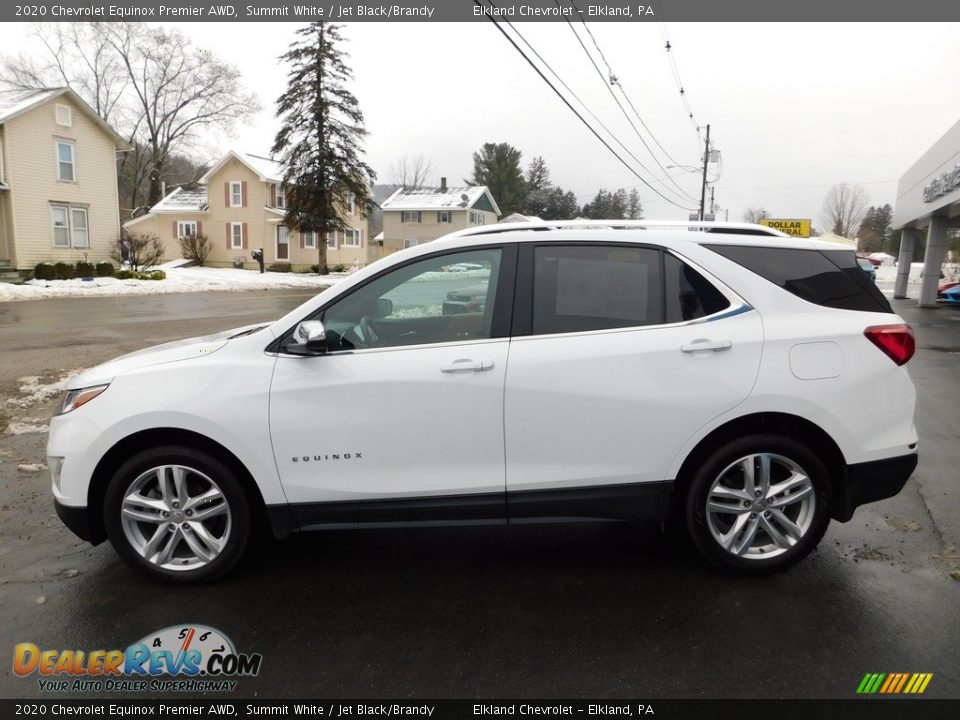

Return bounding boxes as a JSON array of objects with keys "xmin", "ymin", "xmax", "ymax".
[{"xmin": 440, "ymin": 177, "xmax": 447, "ymax": 192}]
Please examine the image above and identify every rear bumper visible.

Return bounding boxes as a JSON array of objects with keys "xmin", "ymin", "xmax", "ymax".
[
  {"xmin": 54, "ymin": 500, "xmax": 101, "ymax": 545},
  {"xmin": 833, "ymin": 452, "xmax": 918, "ymax": 522}
]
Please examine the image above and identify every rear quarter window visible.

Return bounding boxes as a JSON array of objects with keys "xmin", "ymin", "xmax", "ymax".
[{"xmin": 705, "ymin": 245, "xmax": 892, "ymax": 313}]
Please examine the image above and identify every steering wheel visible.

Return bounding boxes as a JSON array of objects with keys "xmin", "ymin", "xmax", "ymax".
[{"xmin": 359, "ymin": 315, "xmax": 384, "ymax": 348}]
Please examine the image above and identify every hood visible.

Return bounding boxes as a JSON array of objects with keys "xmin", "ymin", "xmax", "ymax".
[{"xmin": 67, "ymin": 324, "xmax": 266, "ymax": 389}]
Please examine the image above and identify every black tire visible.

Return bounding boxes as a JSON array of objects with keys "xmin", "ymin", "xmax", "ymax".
[
  {"xmin": 684, "ymin": 434, "xmax": 831, "ymax": 574},
  {"xmin": 103, "ymin": 445, "xmax": 251, "ymax": 584}
]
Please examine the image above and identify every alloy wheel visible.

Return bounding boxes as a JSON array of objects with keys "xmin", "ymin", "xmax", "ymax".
[
  {"xmin": 705, "ymin": 453, "xmax": 816, "ymax": 559},
  {"xmin": 120, "ymin": 464, "xmax": 232, "ymax": 571}
]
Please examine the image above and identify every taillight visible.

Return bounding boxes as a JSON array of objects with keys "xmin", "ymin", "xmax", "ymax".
[{"xmin": 864, "ymin": 324, "xmax": 915, "ymax": 366}]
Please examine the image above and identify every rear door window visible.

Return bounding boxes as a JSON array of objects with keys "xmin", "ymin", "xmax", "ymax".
[
  {"xmin": 531, "ymin": 245, "xmax": 661, "ymax": 335},
  {"xmin": 705, "ymin": 245, "xmax": 892, "ymax": 313}
]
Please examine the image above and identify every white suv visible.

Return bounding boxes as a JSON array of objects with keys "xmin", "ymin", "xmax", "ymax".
[{"xmin": 48, "ymin": 221, "xmax": 918, "ymax": 583}]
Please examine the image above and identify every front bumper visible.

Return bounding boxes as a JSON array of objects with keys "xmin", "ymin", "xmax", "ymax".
[
  {"xmin": 833, "ymin": 452, "xmax": 918, "ymax": 522},
  {"xmin": 54, "ymin": 500, "xmax": 102, "ymax": 545}
]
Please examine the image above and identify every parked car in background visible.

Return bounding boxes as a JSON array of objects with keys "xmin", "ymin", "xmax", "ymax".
[
  {"xmin": 937, "ymin": 281, "xmax": 960, "ymax": 304},
  {"xmin": 857, "ymin": 257, "xmax": 877, "ymax": 282}
]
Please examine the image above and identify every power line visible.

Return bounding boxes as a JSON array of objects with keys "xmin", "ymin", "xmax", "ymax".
[
  {"xmin": 563, "ymin": 0, "xmax": 693, "ymax": 174},
  {"xmin": 558, "ymin": 0, "xmax": 698, "ymax": 204},
  {"xmin": 659, "ymin": 21, "xmax": 703, "ymax": 152},
  {"xmin": 501, "ymin": 16, "xmax": 697, "ymax": 206},
  {"xmin": 475, "ymin": 1, "xmax": 697, "ymax": 212}
]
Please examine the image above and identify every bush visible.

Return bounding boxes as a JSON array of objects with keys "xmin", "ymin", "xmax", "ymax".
[
  {"xmin": 95, "ymin": 262, "xmax": 115, "ymax": 277},
  {"xmin": 54, "ymin": 262, "xmax": 75, "ymax": 280},
  {"xmin": 115, "ymin": 269, "xmax": 135, "ymax": 280},
  {"xmin": 34, "ymin": 263, "xmax": 56, "ymax": 280},
  {"xmin": 332, "ymin": 263, "xmax": 348, "ymax": 273},
  {"xmin": 268, "ymin": 262, "xmax": 291, "ymax": 273},
  {"xmin": 146, "ymin": 270, "xmax": 166, "ymax": 280},
  {"xmin": 112, "ymin": 229, "xmax": 164, "ymax": 271},
  {"xmin": 75, "ymin": 261, "xmax": 96, "ymax": 277},
  {"xmin": 178, "ymin": 234, "xmax": 213, "ymax": 266},
  {"xmin": 310, "ymin": 264, "xmax": 320, "ymax": 274}
]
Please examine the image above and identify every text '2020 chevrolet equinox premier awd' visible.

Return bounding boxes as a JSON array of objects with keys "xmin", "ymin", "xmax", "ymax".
[{"xmin": 48, "ymin": 221, "xmax": 918, "ymax": 583}]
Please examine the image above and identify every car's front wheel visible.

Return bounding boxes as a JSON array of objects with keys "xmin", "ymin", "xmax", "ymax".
[
  {"xmin": 103, "ymin": 446, "xmax": 251, "ymax": 583},
  {"xmin": 685, "ymin": 434, "xmax": 831, "ymax": 573}
]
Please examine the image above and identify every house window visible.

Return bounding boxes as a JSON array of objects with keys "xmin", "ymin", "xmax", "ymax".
[
  {"xmin": 404, "ymin": 239, "xmax": 418, "ymax": 249},
  {"xmin": 304, "ymin": 230, "xmax": 316, "ymax": 249},
  {"xmin": 346, "ymin": 194, "xmax": 355, "ymax": 214},
  {"xmin": 230, "ymin": 181, "xmax": 242, "ymax": 207},
  {"xmin": 70, "ymin": 208, "xmax": 89, "ymax": 247},
  {"xmin": 51, "ymin": 206, "xmax": 70, "ymax": 247},
  {"xmin": 56, "ymin": 140, "xmax": 76, "ymax": 182},
  {"xmin": 402, "ymin": 211, "xmax": 421, "ymax": 223},
  {"xmin": 326, "ymin": 231, "xmax": 337, "ymax": 249},
  {"xmin": 231, "ymin": 222, "xmax": 243, "ymax": 249},
  {"xmin": 343, "ymin": 228, "xmax": 361, "ymax": 247},
  {"xmin": 275, "ymin": 184, "xmax": 285, "ymax": 209},
  {"xmin": 50, "ymin": 204, "xmax": 88, "ymax": 248},
  {"xmin": 55, "ymin": 104, "xmax": 72, "ymax": 127},
  {"xmin": 437, "ymin": 211, "xmax": 451, "ymax": 223},
  {"xmin": 470, "ymin": 211, "xmax": 485, "ymax": 225},
  {"xmin": 177, "ymin": 221, "xmax": 197, "ymax": 238}
]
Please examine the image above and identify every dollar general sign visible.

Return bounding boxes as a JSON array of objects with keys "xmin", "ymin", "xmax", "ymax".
[{"xmin": 759, "ymin": 218, "xmax": 811, "ymax": 237}]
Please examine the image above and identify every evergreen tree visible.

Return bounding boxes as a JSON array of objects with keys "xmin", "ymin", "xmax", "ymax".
[
  {"xmin": 627, "ymin": 189, "xmax": 643, "ymax": 220},
  {"xmin": 468, "ymin": 142, "xmax": 526, "ymax": 217},
  {"xmin": 857, "ymin": 203, "xmax": 893, "ymax": 254},
  {"xmin": 272, "ymin": 23, "xmax": 374, "ymax": 274},
  {"xmin": 524, "ymin": 156, "xmax": 551, "ymax": 217}
]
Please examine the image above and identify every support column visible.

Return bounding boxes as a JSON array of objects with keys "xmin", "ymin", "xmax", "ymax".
[
  {"xmin": 894, "ymin": 227, "xmax": 917, "ymax": 299},
  {"xmin": 918, "ymin": 216, "xmax": 948, "ymax": 307}
]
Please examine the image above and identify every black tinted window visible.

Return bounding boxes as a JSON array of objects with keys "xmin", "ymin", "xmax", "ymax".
[
  {"xmin": 664, "ymin": 254, "xmax": 730, "ymax": 322},
  {"xmin": 705, "ymin": 245, "xmax": 892, "ymax": 313},
  {"xmin": 532, "ymin": 245, "xmax": 661, "ymax": 335}
]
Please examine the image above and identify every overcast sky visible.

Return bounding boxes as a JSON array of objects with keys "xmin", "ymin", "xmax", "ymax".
[{"xmin": 3, "ymin": 21, "xmax": 959, "ymax": 227}]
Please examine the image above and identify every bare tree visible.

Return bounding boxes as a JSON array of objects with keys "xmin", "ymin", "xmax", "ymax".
[
  {"xmin": 389, "ymin": 153, "xmax": 435, "ymax": 189},
  {"xmin": 107, "ymin": 24, "xmax": 260, "ymax": 205},
  {"xmin": 821, "ymin": 183, "xmax": 869, "ymax": 238},
  {"xmin": 742, "ymin": 207, "xmax": 768, "ymax": 224}
]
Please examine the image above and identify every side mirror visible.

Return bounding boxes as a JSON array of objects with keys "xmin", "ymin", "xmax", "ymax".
[
  {"xmin": 373, "ymin": 298, "xmax": 393, "ymax": 318},
  {"xmin": 287, "ymin": 320, "xmax": 328, "ymax": 355}
]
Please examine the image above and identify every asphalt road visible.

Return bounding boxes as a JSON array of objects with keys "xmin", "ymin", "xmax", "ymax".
[{"xmin": 0, "ymin": 288, "xmax": 958, "ymax": 700}]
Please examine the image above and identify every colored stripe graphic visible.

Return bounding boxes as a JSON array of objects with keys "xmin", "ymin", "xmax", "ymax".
[{"xmin": 857, "ymin": 672, "xmax": 933, "ymax": 694}]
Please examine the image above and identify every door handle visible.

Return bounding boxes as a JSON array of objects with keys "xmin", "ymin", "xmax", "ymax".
[
  {"xmin": 681, "ymin": 339, "xmax": 732, "ymax": 353},
  {"xmin": 440, "ymin": 359, "xmax": 495, "ymax": 373}
]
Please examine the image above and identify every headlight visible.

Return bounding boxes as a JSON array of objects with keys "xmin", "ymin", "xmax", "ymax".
[{"xmin": 56, "ymin": 385, "xmax": 109, "ymax": 415}]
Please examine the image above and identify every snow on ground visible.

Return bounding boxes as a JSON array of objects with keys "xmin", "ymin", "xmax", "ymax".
[
  {"xmin": 6, "ymin": 421, "xmax": 49, "ymax": 436},
  {"xmin": 0, "ymin": 266, "xmax": 350, "ymax": 303},
  {"xmin": 6, "ymin": 371, "xmax": 84, "ymax": 410}
]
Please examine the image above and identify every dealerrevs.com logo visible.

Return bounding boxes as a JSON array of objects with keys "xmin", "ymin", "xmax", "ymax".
[{"xmin": 13, "ymin": 624, "xmax": 262, "ymax": 693}]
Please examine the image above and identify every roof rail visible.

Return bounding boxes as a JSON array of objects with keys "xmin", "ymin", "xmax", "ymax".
[{"xmin": 445, "ymin": 219, "xmax": 789, "ymax": 239}]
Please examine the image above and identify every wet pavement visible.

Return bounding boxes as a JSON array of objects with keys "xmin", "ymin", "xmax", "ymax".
[{"xmin": 0, "ymin": 289, "xmax": 958, "ymax": 699}]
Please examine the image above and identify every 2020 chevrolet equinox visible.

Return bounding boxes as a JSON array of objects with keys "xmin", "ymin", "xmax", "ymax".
[{"xmin": 48, "ymin": 221, "xmax": 919, "ymax": 583}]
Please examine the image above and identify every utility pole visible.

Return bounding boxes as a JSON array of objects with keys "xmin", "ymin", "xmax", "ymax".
[
  {"xmin": 699, "ymin": 123, "xmax": 711, "ymax": 222},
  {"xmin": 709, "ymin": 186, "xmax": 716, "ymax": 216}
]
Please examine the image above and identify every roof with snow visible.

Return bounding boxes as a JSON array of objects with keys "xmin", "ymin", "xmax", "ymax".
[
  {"xmin": 0, "ymin": 87, "xmax": 130, "ymax": 149},
  {"xmin": 200, "ymin": 150, "xmax": 284, "ymax": 183},
  {"xmin": 381, "ymin": 185, "xmax": 501, "ymax": 216},
  {"xmin": 499, "ymin": 212, "xmax": 541, "ymax": 224},
  {"xmin": 150, "ymin": 187, "xmax": 209, "ymax": 213}
]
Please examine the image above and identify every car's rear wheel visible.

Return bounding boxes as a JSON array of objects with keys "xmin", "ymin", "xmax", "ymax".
[
  {"xmin": 103, "ymin": 446, "xmax": 250, "ymax": 583},
  {"xmin": 684, "ymin": 434, "xmax": 831, "ymax": 573}
]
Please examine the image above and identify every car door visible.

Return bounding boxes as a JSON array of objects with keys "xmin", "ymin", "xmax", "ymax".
[
  {"xmin": 504, "ymin": 243, "xmax": 763, "ymax": 522},
  {"xmin": 269, "ymin": 245, "xmax": 515, "ymax": 525}
]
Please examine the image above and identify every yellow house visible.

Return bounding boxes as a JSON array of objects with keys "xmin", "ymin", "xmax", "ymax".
[
  {"xmin": 125, "ymin": 150, "xmax": 369, "ymax": 271},
  {"xmin": 0, "ymin": 88, "xmax": 130, "ymax": 272},
  {"xmin": 380, "ymin": 179, "xmax": 500, "ymax": 254}
]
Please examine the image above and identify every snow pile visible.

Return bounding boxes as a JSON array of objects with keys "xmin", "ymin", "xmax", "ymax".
[
  {"xmin": 6, "ymin": 421, "xmax": 49, "ymax": 435},
  {"xmin": 7, "ymin": 371, "xmax": 83, "ymax": 410},
  {"xmin": 0, "ymin": 266, "xmax": 349, "ymax": 302}
]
